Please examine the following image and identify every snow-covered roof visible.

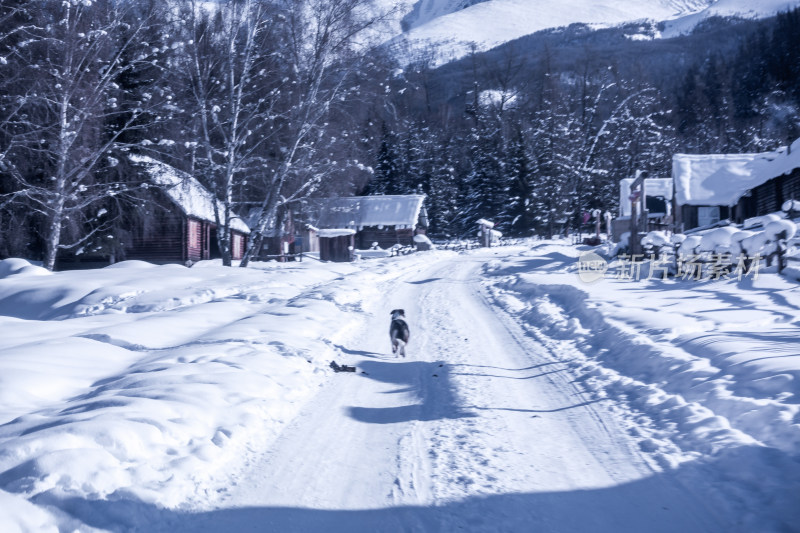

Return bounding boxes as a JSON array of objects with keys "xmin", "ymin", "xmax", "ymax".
[
  {"xmin": 316, "ymin": 195, "xmax": 426, "ymax": 230},
  {"xmin": 318, "ymin": 228, "xmax": 356, "ymax": 238},
  {"xmin": 672, "ymin": 139, "xmax": 800, "ymax": 207},
  {"xmin": 130, "ymin": 155, "xmax": 250, "ymax": 234},
  {"xmin": 619, "ymin": 178, "xmax": 673, "ymax": 216}
]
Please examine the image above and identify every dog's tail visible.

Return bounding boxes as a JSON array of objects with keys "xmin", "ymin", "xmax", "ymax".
[{"xmin": 395, "ymin": 338, "xmax": 406, "ymax": 357}]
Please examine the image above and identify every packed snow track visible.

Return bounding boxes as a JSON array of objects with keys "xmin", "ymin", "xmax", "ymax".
[{"xmin": 176, "ymin": 250, "xmax": 727, "ymax": 532}]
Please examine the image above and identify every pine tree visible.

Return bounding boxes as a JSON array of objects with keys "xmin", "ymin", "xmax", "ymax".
[
  {"xmin": 366, "ymin": 123, "xmax": 401, "ymax": 194},
  {"xmin": 504, "ymin": 126, "xmax": 535, "ymax": 236},
  {"xmin": 426, "ymin": 135, "xmax": 460, "ymax": 237}
]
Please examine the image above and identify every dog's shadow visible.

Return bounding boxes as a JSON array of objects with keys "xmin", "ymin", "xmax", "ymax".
[{"xmin": 345, "ymin": 359, "xmax": 474, "ymax": 424}]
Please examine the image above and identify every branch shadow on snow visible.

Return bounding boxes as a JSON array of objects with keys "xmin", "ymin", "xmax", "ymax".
[
  {"xmin": 332, "ymin": 343, "xmax": 384, "ymax": 359},
  {"xmin": 465, "ymin": 398, "xmax": 611, "ymax": 414},
  {"xmin": 450, "ymin": 366, "xmax": 567, "ymax": 381},
  {"xmin": 37, "ymin": 444, "xmax": 800, "ymax": 533},
  {"xmin": 345, "ymin": 360, "xmax": 474, "ymax": 425},
  {"xmin": 404, "ymin": 277, "xmax": 443, "ymax": 284},
  {"xmin": 449, "ymin": 361, "xmax": 568, "ymax": 372}
]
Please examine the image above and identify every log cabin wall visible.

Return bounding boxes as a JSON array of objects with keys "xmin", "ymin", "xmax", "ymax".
[
  {"xmin": 738, "ymin": 169, "xmax": 800, "ymax": 222},
  {"xmin": 781, "ymin": 170, "xmax": 800, "ymax": 204},
  {"xmin": 356, "ymin": 226, "xmax": 414, "ymax": 249},
  {"xmin": 125, "ymin": 196, "xmax": 185, "ymax": 263}
]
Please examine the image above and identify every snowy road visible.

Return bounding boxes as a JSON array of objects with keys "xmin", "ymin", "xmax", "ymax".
[{"xmin": 169, "ymin": 250, "xmax": 728, "ymax": 532}]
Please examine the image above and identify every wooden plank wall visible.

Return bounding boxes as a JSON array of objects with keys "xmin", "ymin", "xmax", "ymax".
[
  {"xmin": 357, "ymin": 226, "xmax": 413, "ymax": 249},
  {"xmin": 125, "ymin": 209, "xmax": 185, "ymax": 263}
]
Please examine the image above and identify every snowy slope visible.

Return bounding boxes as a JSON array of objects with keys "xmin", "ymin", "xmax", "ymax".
[
  {"xmin": 483, "ymin": 241, "xmax": 800, "ymax": 531},
  {"xmin": 390, "ymin": 0, "xmax": 800, "ymax": 65},
  {"xmin": 663, "ymin": 0, "xmax": 800, "ymax": 36},
  {"xmin": 392, "ymin": 0, "xmax": 708, "ymax": 64},
  {"xmin": 401, "ymin": 0, "xmax": 489, "ymax": 29}
]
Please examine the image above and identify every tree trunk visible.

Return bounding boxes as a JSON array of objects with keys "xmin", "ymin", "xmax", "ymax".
[
  {"xmin": 239, "ymin": 200, "xmax": 277, "ymax": 268},
  {"xmin": 43, "ymin": 197, "xmax": 64, "ymax": 271}
]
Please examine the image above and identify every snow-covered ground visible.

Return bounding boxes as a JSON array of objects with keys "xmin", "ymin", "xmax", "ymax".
[
  {"xmin": 484, "ymin": 241, "xmax": 800, "ymax": 531},
  {"xmin": 1, "ymin": 242, "xmax": 798, "ymax": 532},
  {"xmin": 0, "ymin": 254, "xmax": 434, "ymax": 531}
]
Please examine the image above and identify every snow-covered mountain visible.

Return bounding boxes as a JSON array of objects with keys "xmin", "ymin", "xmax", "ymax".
[
  {"xmin": 401, "ymin": 0, "xmax": 490, "ymax": 30},
  {"xmin": 662, "ymin": 0, "xmax": 800, "ymax": 36},
  {"xmin": 386, "ymin": 0, "xmax": 800, "ymax": 65}
]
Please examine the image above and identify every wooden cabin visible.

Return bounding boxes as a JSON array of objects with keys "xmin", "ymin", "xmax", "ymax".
[
  {"xmin": 732, "ymin": 140, "xmax": 800, "ymax": 223},
  {"xmin": 672, "ymin": 139, "xmax": 800, "ymax": 231},
  {"xmin": 314, "ymin": 195, "xmax": 428, "ymax": 250},
  {"xmin": 126, "ymin": 156, "xmax": 250, "ymax": 264},
  {"xmin": 672, "ymin": 152, "xmax": 776, "ymax": 232}
]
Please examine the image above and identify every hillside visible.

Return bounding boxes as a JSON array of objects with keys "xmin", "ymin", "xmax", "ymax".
[{"xmin": 385, "ymin": 0, "xmax": 800, "ymax": 65}]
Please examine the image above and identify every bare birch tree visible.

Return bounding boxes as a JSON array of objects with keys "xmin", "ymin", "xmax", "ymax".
[
  {"xmin": 0, "ymin": 0, "xmax": 167, "ymax": 270},
  {"xmin": 239, "ymin": 0, "xmax": 397, "ymax": 267},
  {"xmin": 178, "ymin": 0, "xmax": 286, "ymax": 266}
]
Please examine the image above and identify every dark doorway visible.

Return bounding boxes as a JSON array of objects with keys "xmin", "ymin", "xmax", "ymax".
[{"xmin": 209, "ymin": 227, "xmax": 221, "ymax": 259}]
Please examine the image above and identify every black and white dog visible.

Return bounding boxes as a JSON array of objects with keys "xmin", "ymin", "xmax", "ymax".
[{"xmin": 390, "ymin": 309, "xmax": 410, "ymax": 357}]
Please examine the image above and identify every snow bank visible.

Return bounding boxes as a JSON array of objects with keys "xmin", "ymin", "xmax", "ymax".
[
  {"xmin": 678, "ymin": 235, "xmax": 702, "ymax": 256},
  {"xmin": 0, "ymin": 258, "xmax": 51, "ymax": 279},
  {"xmin": 697, "ymin": 226, "xmax": 739, "ymax": 254},
  {"xmin": 668, "ymin": 216, "xmax": 799, "ymax": 258},
  {"xmin": 640, "ymin": 231, "xmax": 669, "ymax": 249},
  {"xmin": 0, "ymin": 251, "xmax": 453, "ymax": 531},
  {"xmin": 764, "ymin": 219, "xmax": 797, "ymax": 241},
  {"xmin": 482, "ymin": 241, "xmax": 800, "ymax": 531},
  {"xmin": 743, "ymin": 213, "xmax": 782, "ymax": 230}
]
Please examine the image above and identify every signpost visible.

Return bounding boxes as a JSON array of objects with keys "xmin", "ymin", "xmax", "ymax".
[{"xmin": 629, "ymin": 170, "xmax": 649, "ymax": 255}]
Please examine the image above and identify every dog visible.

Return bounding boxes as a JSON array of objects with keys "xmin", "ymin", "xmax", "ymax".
[{"xmin": 389, "ymin": 309, "xmax": 410, "ymax": 357}]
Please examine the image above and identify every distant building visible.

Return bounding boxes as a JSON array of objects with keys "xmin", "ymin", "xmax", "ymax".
[
  {"xmin": 317, "ymin": 229, "xmax": 356, "ymax": 262},
  {"xmin": 314, "ymin": 195, "xmax": 428, "ymax": 250},
  {"xmin": 672, "ymin": 151, "xmax": 778, "ymax": 231}
]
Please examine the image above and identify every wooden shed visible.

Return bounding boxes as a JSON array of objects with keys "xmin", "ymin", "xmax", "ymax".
[
  {"xmin": 314, "ymin": 195, "xmax": 427, "ymax": 250},
  {"xmin": 318, "ymin": 229, "xmax": 355, "ymax": 262},
  {"xmin": 127, "ymin": 156, "xmax": 250, "ymax": 264}
]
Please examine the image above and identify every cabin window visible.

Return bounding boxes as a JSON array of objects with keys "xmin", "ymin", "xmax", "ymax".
[
  {"xmin": 697, "ymin": 206, "xmax": 720, "ymax": 228},
  {"xmin": 188, "ymin": 219, "xmax": 200, "ymax": 248}
]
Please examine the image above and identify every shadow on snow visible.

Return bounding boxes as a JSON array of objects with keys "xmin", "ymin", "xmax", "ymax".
[
  {"xmin": 32, "ymin": 444, "xmax": 800, "ymax": 533},
  {"xmin": 345, "ymin": 359, "xmax": 474, "ymax": 425}
]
